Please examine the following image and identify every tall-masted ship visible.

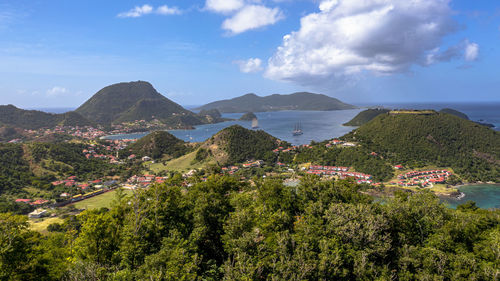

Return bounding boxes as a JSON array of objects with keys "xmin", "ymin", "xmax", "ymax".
[{"xmin": 292, "ymin": 122, "xmax": 303, "ymax": 136}]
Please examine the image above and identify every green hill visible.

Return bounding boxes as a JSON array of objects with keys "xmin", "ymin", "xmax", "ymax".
[
  {"xmin": 343, "ymin": 108, "xmax": 390, "ymax": 126},
  {"xmin": 202, "ymin": 125, "xmax": 280, "ymax": 165},
  {"xmin": 439, "ymin": 108, "xmax": 469, "ymax": 120},
  {"xmin": 343, "ymin": 112, "xmax": 500, "ymax": 181},
  {"xmin": 0, "ymin": 105, "xmax": 93, "ymax": 130},
  {"xmin": 75, "ymin": 81, "xmax": 212, "ymax": 127},
  {"xmin": 197, "ymin": 92, "xmax": 355, "ymax": 113},
  {"xmin": 239, "ymin": 112, "xmax": 257, "ymax": 121},
  {"xmin": 123, "ymin": 131, "xmax": 191, "ymax": 160}
]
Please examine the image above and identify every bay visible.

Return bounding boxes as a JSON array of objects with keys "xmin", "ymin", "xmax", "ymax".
[
  {"xmin": 103, "ymin": 109, "xmax": 364, "ymax": 145},
  {"xmin": 440, "ymin": 184, "xmax": 500, "ymax": 209}
]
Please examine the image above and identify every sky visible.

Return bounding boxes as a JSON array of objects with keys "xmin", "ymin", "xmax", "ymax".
[{"xmin": 0, "ymin": 0, "xmax": 499, "ymax": 108}]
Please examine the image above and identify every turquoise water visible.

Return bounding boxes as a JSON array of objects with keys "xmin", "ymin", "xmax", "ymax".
[
  {"xmin": 440, "ymin": 184, "xmax": 500, "ymax": 209},
  {"xmin": 103, "ymin": 109, "xmax": 363, "ymax": 145}
]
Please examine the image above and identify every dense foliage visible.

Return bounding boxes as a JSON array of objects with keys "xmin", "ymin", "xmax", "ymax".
[
  {"xmin": 2, "ymin": 176, "xmax": 499, "ymax": 280},
  {"xmin": 0, "ymin": 144, "xmax": 36, "ymax": 194},
  {"xmin": 122, "ymin": 131, "xmax": 191, "ymax": 160},
  {"xmin": 343, "ymin": 108, "xmax": 390, "ymax": 126},
  {"xmin": 198, "ymin": 92, "xmax": 355, "ymax": 113},
  {"xmin": 343, "ymin": 113, "xmax": 500, "ymax": 182}
]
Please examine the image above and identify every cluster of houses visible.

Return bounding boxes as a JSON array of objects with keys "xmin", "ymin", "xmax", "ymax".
[
  {"xmin": 325, "ymin": 139, "xmax": 357, "ymax": 148},
  {"xmin": 306, "ymin": 165, "xmax": 373, "ymax": 184},
  {"xmin": 108, "ymin": 119, "xmax": 167, "ymax": 135},
  {"xmin": 15, "ymin": 198, "xmax": 50, "ymax": 206},
  {"xmin": 126, "ymin": 174, "xmax": 168, "ymax": 188},
  {"xmin": 242, "ymin": 160, "xmax": 264, "ymax": 168},
  {"xmin": 221, "ymin": 166, "xmax": 240, "ymax": 175},
  {"xmin": 396, "ymin": 170, "xmax": 452, "ymax": 187},
  {"xmin": 82, "ymin": 140, "xmax": 135, "ymax": 164},
  {"xmin": 272, "ymin": 144, "xmax": 312, "ymax": 154},
  {"xmin": 28, "ymin": 125, "xmax": 107, "ymax": 140},
  {"xmin": 51, "ymin": 176, "xmax": 119, "ymax": 196}
]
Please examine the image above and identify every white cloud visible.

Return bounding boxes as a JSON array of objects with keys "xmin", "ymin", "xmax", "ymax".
[
  {"xmin": 222, "ymin": 5, "xmax": 284, "ymax": 35},
  {"xmin": 46, "ymin": 86, "xmax": 67, "ymax": 97},
  {"xmin": 118, "ymin": 4, "xmax": 181, "ymax": 18},
  {"xmin": 205, "ymin": 0, "xmax": 283, "ymax": 34},
  {"xmin": 464, "ymin": 40, "xmax": 479, "ymax": 61},
  {"xmin": 205, "ymin": 0, "xmax": 245, "ymax": 14},
  {"xmin": 118, "ymin": 4, "xmax": 153, "ymax": 18},
  {"xmin": 235, "ymin": 58, "xmax": 264, "ymax": 73},
  {"xmin": 157, "ymin": 5, "xmax": 182, "ymax": 15},
  {"xmin": 265, "ymin": 0, "xmax": 476, "ymax": 86}
]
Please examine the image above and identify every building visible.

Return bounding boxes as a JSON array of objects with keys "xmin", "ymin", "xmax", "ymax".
[{"xmin": 28, "ymin": 209, "xmax": 48, "ymax": 219}]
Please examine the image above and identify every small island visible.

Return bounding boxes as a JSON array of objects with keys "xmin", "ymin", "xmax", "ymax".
[{"xmin": 239, "ymin": 112, "xmax": 257, "ymax": 121}]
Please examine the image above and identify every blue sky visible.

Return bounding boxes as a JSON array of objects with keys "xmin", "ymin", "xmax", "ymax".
[{"xmin": 0, "ymin": 0, "xmax": 499, "ymax": 108}]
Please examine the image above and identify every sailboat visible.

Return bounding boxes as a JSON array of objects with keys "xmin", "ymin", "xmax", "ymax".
[
  {"xmin": 251, "ymin": 118, "xmax": 259, "ymax": 129},
  {"xmin": 292, "ymin": 122, "xmax": 303, "ymax": 136}
]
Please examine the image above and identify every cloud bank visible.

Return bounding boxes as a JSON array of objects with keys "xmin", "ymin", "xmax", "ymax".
[{"xmin": 265, "ymin": 0, "xmax": 479, "ymax": 86}]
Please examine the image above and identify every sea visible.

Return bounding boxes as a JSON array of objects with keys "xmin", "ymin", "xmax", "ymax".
[{"xmin": 35, "ymin": 102, "xmax": 500, "ymax": 209}]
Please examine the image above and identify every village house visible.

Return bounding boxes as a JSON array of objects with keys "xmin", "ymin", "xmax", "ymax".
[{"xmin": 28, "ymin": 209, "xmax": 48, "ymax": 219}]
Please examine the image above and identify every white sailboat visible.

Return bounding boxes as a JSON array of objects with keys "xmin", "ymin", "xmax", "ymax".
[
  {"xmin": 251, "ymin": 118, "xmax": 259, "ymax": 129},
  {"xmin": 292, "ymin": 122, "xmax": 303, "ymax": 136}
]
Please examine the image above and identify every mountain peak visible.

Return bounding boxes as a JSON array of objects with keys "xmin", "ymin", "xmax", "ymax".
[{"xmin": 75, "ymin": 81, "xmax": 189, "ymax": 124}]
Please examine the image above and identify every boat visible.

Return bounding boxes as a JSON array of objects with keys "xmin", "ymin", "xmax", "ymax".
[
  {"xmin": 251, "ymin": 118, "xmax": 259, "ymax": 129},
  {"xmin": 292, "ymin": 122, "xmax": 303, "ymax": 136}
]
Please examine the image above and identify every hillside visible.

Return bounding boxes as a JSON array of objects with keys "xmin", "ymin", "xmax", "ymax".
[
  {"xmin": 75, "ymin": 81, "xmax": 215, "ymax": 127},
  {"xmin": 122, "ymin": 131, "xmax": 191, "ymax": 160},
  {"xmin": 343, "ymin": 108, "xmax": 390, "ymax": 126},
  {"xmin": 0, "ymin": 142, "xmax": 116, "ymax": 196},
  {"xmin": 0, "ymin": 105, "xmax": 93, "ymax": 130},
  {"xmin": 343, "ymin": 112, "xmax": 500, "ymax": 181},
  {"xmin": 202, "ymin": 125, "xmax": 280, "ymax": 165},
  {"xmin": 197, "ymin": 92, "xmax": 355, "ymax": 113}
]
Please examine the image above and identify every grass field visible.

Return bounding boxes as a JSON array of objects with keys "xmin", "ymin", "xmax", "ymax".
[
  {"xmin": 72, "ymin": 189, "xmax": 133, "ymax": 210},
  {"xmin": 30, "ymin": 217, "xmax": 64, "ymax": 234},
  {"xmin": 144, "ymin": 150, "xmax": 215, "ymax": 173}
]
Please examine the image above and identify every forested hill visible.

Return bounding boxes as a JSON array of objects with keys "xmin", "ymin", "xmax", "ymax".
[
  {"xmin": 203, "ymin": 125, "xmax": 281, "ymax": 165},
  {"xmin": 75, "ymin": 81, "xmax": 217, "ymax": 127},
  {"xmin": 343, "ymin": 108, "xmax": 390, "ymax": 126},
  {"xmin": 121, "ymin": 131, "xmax": 190, "ymax": 160},
  {"xmin": 197, "ymin": 92, "xmax": 355, "ymax": 113},
  {"xmin": 343, "ymin": 112, "xmax": 500, "ymax": 181},
  {"xmin": 0, "ymin": 105, "xmax": 93, "ymax": 129}
]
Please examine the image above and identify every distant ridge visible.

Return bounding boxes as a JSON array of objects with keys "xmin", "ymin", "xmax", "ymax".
[
  {"xmin": 0, "ymin": 104, "xmax": 93, "ymax": 130},
  {"xmin": 197, "ymin": 92, "xmax": 355, "ymax": 113}
]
